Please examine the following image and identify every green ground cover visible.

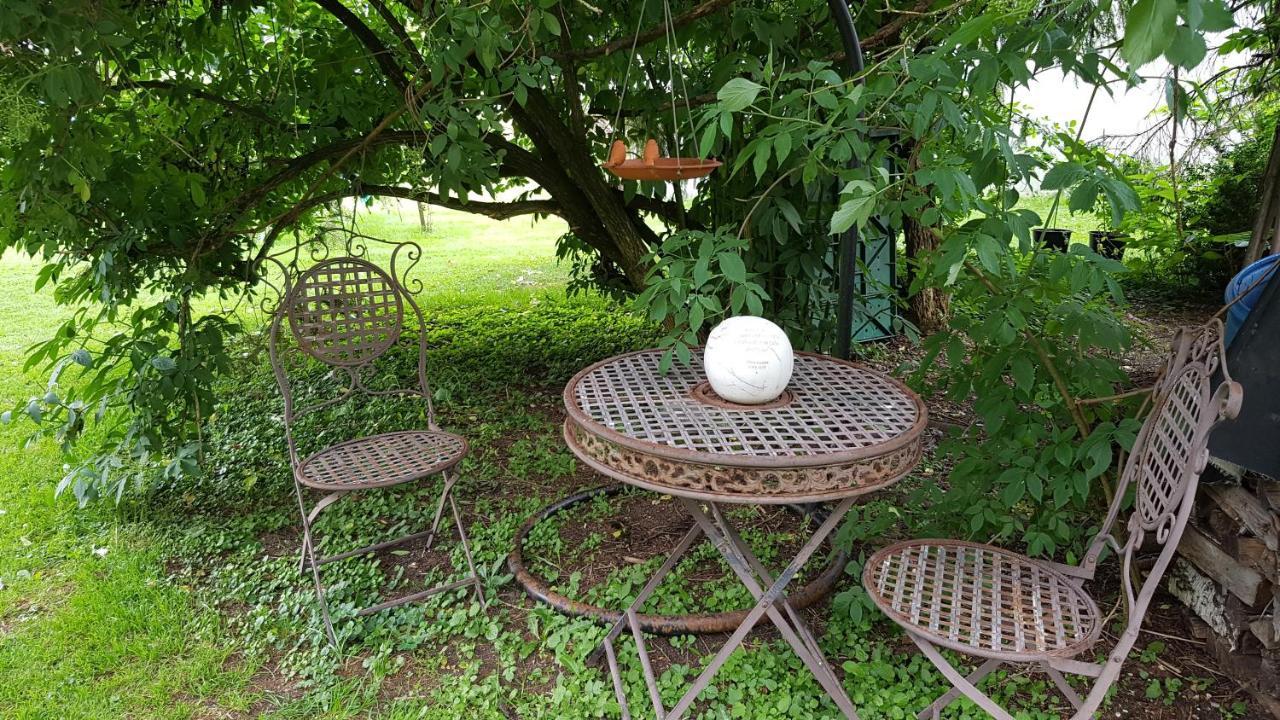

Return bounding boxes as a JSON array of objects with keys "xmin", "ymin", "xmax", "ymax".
[{"xmin": 0, "ymin": 208, "xmax": 1251, "ymax": 719}]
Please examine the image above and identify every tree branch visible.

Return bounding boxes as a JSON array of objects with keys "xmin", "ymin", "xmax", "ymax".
[
  {"xmin": 361, "ymin": 184, "xmax": 561, "ymax": 219},
  {"xmin": 367, "ymin": 0, "xmax": 427, "ymax": 69},
  {"xmin": 826, "ymin": 0, "xmax": 936, "ymax": 61},
  {"xmin": 626, "ymin": 194, "xmax": 685, "ymax": 223},
  {"xmin": 226, "ymin": 130, "xmax": 428, "ymax": 219},
  {"xmin": 116, "ymin": 79, "xmax": 294, "ymax": 127},
  {"xmin": 557, "ymin": 0, "xmax": 738, "ymax": 62},
  {"xmin": 312, "ymin": 0, "xmax": 411, "ymax": 94},
  {"xmin": 253, "ymin": 184, "xmax": 561, "ymax": 271}
]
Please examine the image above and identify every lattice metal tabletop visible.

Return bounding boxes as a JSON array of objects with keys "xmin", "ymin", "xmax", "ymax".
[{"xmin": 563, "ymin": 348, "xmax": 927, "ymax": 503}]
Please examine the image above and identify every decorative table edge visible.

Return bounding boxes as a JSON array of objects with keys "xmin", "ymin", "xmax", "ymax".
[{"xmin": 564, "ymin": 418, "xmax": 924, "ymax": 504}]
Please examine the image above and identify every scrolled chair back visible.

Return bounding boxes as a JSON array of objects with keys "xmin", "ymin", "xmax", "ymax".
[
  {"xmin": 264, "ymin": 234, "xmax": 435, "ymax": 439},
  {"xmin": 1073, "ymin": 319, "xmax": 1241, "ymax": 716}
]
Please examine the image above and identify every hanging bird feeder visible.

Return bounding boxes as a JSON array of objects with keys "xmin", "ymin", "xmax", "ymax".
[
  {"xmin": 602, "ymin": 139, "xmax": 722, "ymax": 181},
  {"xmin": 602, "ymin": 0, "xmax": 721, "ymax": 182}
]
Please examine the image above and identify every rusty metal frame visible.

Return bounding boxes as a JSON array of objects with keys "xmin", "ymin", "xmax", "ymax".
[
  {"xmin": 861, "ymin": 320, "xmax": 1244, "ymax": 720},
  {"xmin": 263, "ymin": 229, "xmax": 484, "ymax": 647},
  {"xmin": 596, "ymin": 496, "xmax": 862, "ymax": 720}
]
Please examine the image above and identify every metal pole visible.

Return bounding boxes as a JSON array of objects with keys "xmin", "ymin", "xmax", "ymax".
[{"xmin": 828, "ymin": 0, "xmax": 864, "ymax": 359}]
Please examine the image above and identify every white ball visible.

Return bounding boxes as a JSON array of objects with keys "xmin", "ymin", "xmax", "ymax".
[{"xmin": 703, "ymin": 316, "xmax": 794, "ymax": 405}]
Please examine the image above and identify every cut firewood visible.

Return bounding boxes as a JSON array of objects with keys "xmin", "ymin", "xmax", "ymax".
[
  {"xmin": 1205, "ymin": 485, "xmax": 1280, "ymax": 551},
  {"xmin": 1178, "ymin": 525, "xmax": 1271, "ymax": 607}
]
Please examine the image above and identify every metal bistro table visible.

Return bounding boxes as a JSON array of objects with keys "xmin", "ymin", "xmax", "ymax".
[{"xmin": 562, "ymin": 348, "xmax": 927, "ymax": 720}]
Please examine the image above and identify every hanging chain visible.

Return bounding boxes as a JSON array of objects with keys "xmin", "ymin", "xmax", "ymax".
[
  {"xmin": 611, "ymin": 0, "xmax": 651, "ymax": 144},
  {"xmin": 662, "ymin": 0, "xmax": 682, "ymax": 159}
]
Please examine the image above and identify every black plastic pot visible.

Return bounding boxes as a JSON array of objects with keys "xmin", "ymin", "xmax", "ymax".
[
  {"xmin": 1033, "ymin": 228, "xmax": 1072, "ymax": 252},
  {"xmin": 1088, "ymin": 231, "xmax": 1128, "ymax": 260}
]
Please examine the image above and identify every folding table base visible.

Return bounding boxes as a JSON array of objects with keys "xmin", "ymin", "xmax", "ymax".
[{"xmin": 595, "ymin": 496, "xmax": 860, "ymax": 720}]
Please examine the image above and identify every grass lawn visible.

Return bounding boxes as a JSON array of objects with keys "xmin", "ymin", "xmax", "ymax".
[{"xmin": 0, "ymin": 249, "xmax": 257, "ymax": 718}]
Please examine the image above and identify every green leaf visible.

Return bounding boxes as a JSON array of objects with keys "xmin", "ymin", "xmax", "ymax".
[
  {"xmin": 718, "ymin": 252, "xmax": 747, "ymax": 283},
  {"xmin": 542, "ymin": 11, "xmax": 561, "ymax": 36},
  {"xmin": 698, "ymin": 119, "xmax": 718, "ymax": 157},
  {"xmin": 1010, "ymin": 355, "xmax": 1034, "ymax": 391},
  {"xmin": 1001, "ymin": 478, "xmax": 1025, "ymax": 507},
  {"xmin": 946, "ymin": 14, "xmax": 998, "ymax": 47},
  {"xmin": 773, "ymin": 132, "xmax": 793, "ymax": 164},
  {"xmin": 1190, "ymin": 0, "xmax": 1234, "ymax": 31},
  {"xmin": 1041, "ymin": 162, "xmax": 1086, "ymax": 190},
  {"xmin": 1164, "ymin": 25, "xmax": 1207, "ymax": 69},
  {"xmin": 1026, "ymin": 473, "xmax": 1044, "ymax": 502},
  {"xmin": 974, "ymin": 235, "xmax": 1002, "ymax": 274},
  {"xmin": 1122, "ymin": 0, "xmax": 1178, "ymax": 67},
  {"xmin": 688, "ymin": 301, "xmax": 705, "ymax": 331},
  {"xmin": 1082, "ymin": 440, "xmax": 1112, "ymax": 480},
  {"xmin": 190, "ymin": 178, "xmax": 206, "ymax": 207},
  {"xmin": 716, "ymin": 78, "xmax": 764, "ymax": 112},
  {"xmin": 1069, "ymin": 179, "xmax": 1101, "ymax": 214},
  {"xmin": 830, "ymin": 194, "xmax": 874, "ymax": 235},
  {"xmin": 776, "ymin": 198, "xmax": 802, "ymax": 232}
]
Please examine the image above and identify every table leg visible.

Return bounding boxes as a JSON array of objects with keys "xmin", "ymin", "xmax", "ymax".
[
  {"xmin": 712, "ymin": 503, "xmax": 836, "ymax": 670},
  {"xmin": 589, "ymin": 520, "xmax": 703, "ymax": 668},
  {"xmin": 661, "ymin": 496, "xmax": 860, "ymax": 720}
]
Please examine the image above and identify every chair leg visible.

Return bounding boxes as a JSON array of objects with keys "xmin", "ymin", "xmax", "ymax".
[
  {"xmin": 293, "ymin": 470, "xmax": 482, "ymax": 647},
  {"xmin": 1042, "ymin": 664, "xmax": 1084, "ymax": 710},
  {"xmin": 910, "ymin": 633, "xmax": 1019, "ymax": 720},
  {"xmin": 292, "ymin": 480, "xmax": 340, "ymax": 647},
  {"xmin": 916, "ymin": 657, "xmax": 1003, "ymax": 720},
  {"xmin": 448, "ymin": 490, "xmax": 484, "ymax": 606},
  {"xmin": 423, "ymin": 470, "xmax": 458, "ymax": 552}
]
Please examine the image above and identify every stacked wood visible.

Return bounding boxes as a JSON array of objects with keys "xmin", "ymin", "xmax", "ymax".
[{"xmin": 1169, "ymin": 474, "xmax": 1280, "ymax": 711}]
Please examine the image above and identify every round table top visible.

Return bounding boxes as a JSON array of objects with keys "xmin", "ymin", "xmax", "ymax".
[{"xmin": 562, "ymin": 348, "xmax": 927, "ymax": 503}]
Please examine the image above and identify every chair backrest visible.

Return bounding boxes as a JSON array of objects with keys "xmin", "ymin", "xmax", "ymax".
[
  {"xmin": 1070, "ymin": 321, "xmax": 1241, "ymax": 716},
  {"xmin": 1083, "ymin": 319, "xmax": 1241, "ymax": 645},
  {"xmin": 286, "ymin": 257, "xmax": 405, "ymax": 367},
  {"xmin": 267, "ymin": 244, "xmax": 435, "ymax": 438}
]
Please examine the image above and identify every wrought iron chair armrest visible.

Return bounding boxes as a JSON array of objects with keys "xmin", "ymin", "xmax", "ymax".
[{"xmin": 1037, "ymin": 557, "xmax": 1096, "ymax": 582}]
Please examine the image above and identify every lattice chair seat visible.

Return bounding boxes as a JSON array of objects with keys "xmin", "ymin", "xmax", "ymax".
[
  {"xmin": 296, "ymin": 430, "xmax": 467, "ymax": 491},
  {"xmin": 864, "ymin": 539, "xmax": 1100, "ymax": 661}
]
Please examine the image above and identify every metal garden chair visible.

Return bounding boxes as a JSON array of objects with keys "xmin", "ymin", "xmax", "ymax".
[
  {"xmin": 268, "ymin": 246, "xmax": 482, "ymax": 646},
  {"xmin": 862, "ymin": 320, "xmax": 1242, "ymax": 720}
]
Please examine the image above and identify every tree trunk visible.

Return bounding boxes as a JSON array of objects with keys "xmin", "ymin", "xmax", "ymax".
[
  {"xmin": 505, "ymin": 87, "xmax": 658, "ymax": 289},
  {"xmin": 1246, "ymin": 121, "xmax": 1280, "ymax": 265},
  {"xmin": 904, "ymin": 214, "xmax": 950, "ymax": 334}
]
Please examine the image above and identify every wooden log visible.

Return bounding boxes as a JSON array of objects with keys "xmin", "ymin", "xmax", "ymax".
[
  {"xmin": 1233, "ymin": 536, "xmax": 1279, "ymax": 582},
  {"xmin": 1251, "ymin": 616, "xmax": 1279, "ymax": 650},
  {"xmin": 1178, "ymin": 525, "xmax": 1272, "ymax": 607},
  {"xmin": 1168, "ymin": 559, "xmax": 1246, "ymax": 642},
  {"xmin": 1258, "ymin": 478, "xmax": 1280, "ymax": 513},
  {"xmin": 1188, "ymin": 609, "xmax": 1280, "ymax": 704},
  {"xmin": 1205, "ymin": 485, "xmax": 1280, "ymax": 551}
]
